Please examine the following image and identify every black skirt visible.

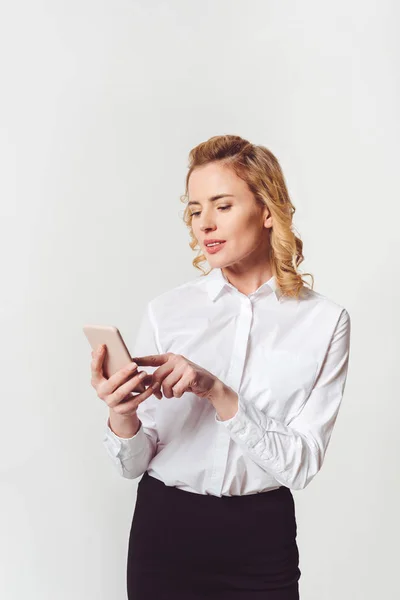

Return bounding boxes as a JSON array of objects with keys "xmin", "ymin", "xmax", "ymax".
[{"xmin": 127, "ymin": 471, "xmax": 301, "ymax": 599}]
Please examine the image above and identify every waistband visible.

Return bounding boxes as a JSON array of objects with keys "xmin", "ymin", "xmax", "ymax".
[{"xmin": 139, "ymin": 470, "xmax": 292, "ymax": 504}]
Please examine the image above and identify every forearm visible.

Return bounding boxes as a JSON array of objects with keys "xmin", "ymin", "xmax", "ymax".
[
  {"xmin": 210, "ymin": 384, "xmax": 321, "ymax": 490},
  {"xmin": 108, "ymin": 408, "xmax": 141, "ymax": 438}
]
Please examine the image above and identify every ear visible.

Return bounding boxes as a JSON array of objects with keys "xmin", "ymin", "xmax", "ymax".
[{"xmin": 263, "ymin": 209, "xmax": 273, "ymax": 229}]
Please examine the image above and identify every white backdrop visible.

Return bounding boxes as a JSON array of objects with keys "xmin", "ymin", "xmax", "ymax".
[{"xmin": 1, "ymin": 1, "xmax": 399, "ymax": 599}]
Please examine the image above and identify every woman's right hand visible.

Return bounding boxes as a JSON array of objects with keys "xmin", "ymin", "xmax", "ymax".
[{"xmin": 90, "ymin": 344, "xmax": 162, "ymax": 418}]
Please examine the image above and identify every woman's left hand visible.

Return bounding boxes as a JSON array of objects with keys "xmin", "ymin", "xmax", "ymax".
[{"xmin": 131, "ymin": 352, "xmax": 224, "ymax": 401}]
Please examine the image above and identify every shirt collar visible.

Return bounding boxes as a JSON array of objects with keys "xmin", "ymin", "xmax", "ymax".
[{"xmin": 204, "ymin": 267, "xmax": 282, "ymax": 302}]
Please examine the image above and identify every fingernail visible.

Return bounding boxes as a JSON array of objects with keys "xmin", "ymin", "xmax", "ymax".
[
  {"xmin": 138, "ymin": 371, "xmax": 147, "ymax": 379},
  {"xmin": 129, "ymin": 362, "xmax": 137, "ymax": 369},
  {"xmin": 151, "ymin": 381, "xmax": 160, "ymax": 390}
]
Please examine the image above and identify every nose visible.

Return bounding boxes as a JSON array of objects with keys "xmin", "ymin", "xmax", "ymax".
[
  {"xmin": 200, "ymin": 223, "xmax": 216, "ymax": 231},
  {"xmin": 195, "ymin": 208, "xmax": 218, "ymax": 236},
  {"xmin": 199, "ymin": 216, "xmax": 217, "ymax": 232}
]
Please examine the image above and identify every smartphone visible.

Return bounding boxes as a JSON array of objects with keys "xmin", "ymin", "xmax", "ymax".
[{"xmin": 82, "ymin": 324, "xmax": 146, "ymax": 393}]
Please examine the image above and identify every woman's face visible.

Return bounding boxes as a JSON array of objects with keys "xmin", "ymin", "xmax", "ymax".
[{"xmin": 187, "ymin": 162, "xmax": 272, "ymax": 270}]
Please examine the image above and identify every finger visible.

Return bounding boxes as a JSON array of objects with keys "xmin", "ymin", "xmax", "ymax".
[
  {"xmin": 139, "ymin": 373, "xmax": 161, "ymax": 397},
  {"xmin": 112, "ymin": 382, "xmax": 158, "ymax": 415},
  {"xmin": 92, "ymin": 343, "xmax": 141, "ymax": 397},
  {"xmin": 124, "ymin": 370, "xmax": 147, "ymax": 393},
  {"xmin": 102, "ymin": 360, "xmax": 141, "ymax": 396},
  {"xmin": 140, "ymin": 373, "xmax": 153, "ymax": 387},
  {"xmin": 148, "ymin": 362, "xmax": 177, "ymax": 397},
  {"xmin": 158, "ymin": 364, "xmax": 186, "ymax": 398},
  {"xmin": 170, "ymin": 370, "xmax": 193, "ymax": 398},
  {"xmin": 131, "ymin": 353, "xmax": 171, "ymax": 367},
  {"xmin": 91, "ymin": 344, "xmax": 108, "ymax": 386},
  {"xmin": 107, "ymin": 370, "xmax": 148, "ymax": 409},
  {"xmin": 143, "ymin": 374, "xmax": 162, "ymax": 399}
]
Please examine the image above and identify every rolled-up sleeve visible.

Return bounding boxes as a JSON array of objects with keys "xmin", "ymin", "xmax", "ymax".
[
  {"xmin": 216, "ymin": 308, "xmax": 351, "ymax": 490},
  {"xmin": 103, "ymin": 301, "xmax": 161, "ymax": 479}
]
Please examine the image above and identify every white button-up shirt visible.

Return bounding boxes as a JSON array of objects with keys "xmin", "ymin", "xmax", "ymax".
[{"xmin": 103, "ymin": 267, "xmax": 351, "ymax": 496}]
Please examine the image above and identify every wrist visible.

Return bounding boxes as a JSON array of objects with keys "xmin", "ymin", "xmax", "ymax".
[
  {"xmin": 108, "ymin": 409, "xmax": 141, "ymax": 438},
  {"xmin": 209, "ymin": 380, "xmax": 239, "ymax": 421}
]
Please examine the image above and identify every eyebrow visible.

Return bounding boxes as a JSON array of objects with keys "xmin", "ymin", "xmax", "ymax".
[{"xmin": 187, "ymin": 194, "xmax": 235, "ymax": 207}]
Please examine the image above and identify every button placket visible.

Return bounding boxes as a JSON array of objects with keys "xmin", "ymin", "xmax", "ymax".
[
  {"xmin": 226, "ymin": 298, "xmax": 253, "ymax": 391},
  {"xmin": 208, "ymin": 297, "xmax": 253, "ymax": 495}
]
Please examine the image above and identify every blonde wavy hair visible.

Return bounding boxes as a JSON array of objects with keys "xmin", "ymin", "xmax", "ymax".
[{"xmin": 179, "ymin": 134, "xmax": 314, "ymax": 300}]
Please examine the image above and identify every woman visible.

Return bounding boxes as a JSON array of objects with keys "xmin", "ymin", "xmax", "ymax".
[{"xmin": 96, "ymin": 135, "xmax": 351, "ymax": 599}]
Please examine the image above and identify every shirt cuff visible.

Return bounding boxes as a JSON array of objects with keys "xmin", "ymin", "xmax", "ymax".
[
  {"xmin": 214, "ymin": 394, "xmax": 244, "ymax": 427},
  {"xmin": 104, "ymin": 417, "xmax": 147, "ymax": 459}
]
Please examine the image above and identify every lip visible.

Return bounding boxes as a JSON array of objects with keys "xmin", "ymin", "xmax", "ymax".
[
  {"xmin": 204, "ymin": 240, "xmax": 226, "ymax": 254},
  {"xmin": 204, "ymin": 239, "xmax": 226, "ymax": 244}
]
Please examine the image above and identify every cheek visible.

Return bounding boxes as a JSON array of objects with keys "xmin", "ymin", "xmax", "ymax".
[
  {"xmin": 229, "ymin": 217, "xmax": 261, "ymax": 245},
  {"xmin": 190, "ymin": 221, "xmax": 200, "ymax": 239},
  {"xmin": 223, "ymin": 212, "xmax": 248, "ymax": 235}
]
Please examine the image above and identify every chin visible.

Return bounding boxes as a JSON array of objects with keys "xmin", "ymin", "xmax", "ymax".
[{"xmin": 208, "ymin": 257, "xmax": 232, "ymax": 268}]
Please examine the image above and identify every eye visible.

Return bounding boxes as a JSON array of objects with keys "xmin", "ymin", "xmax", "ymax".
[{"xmin": 190, "ymin": 206, "xmax": 231, "ymax": 218}]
